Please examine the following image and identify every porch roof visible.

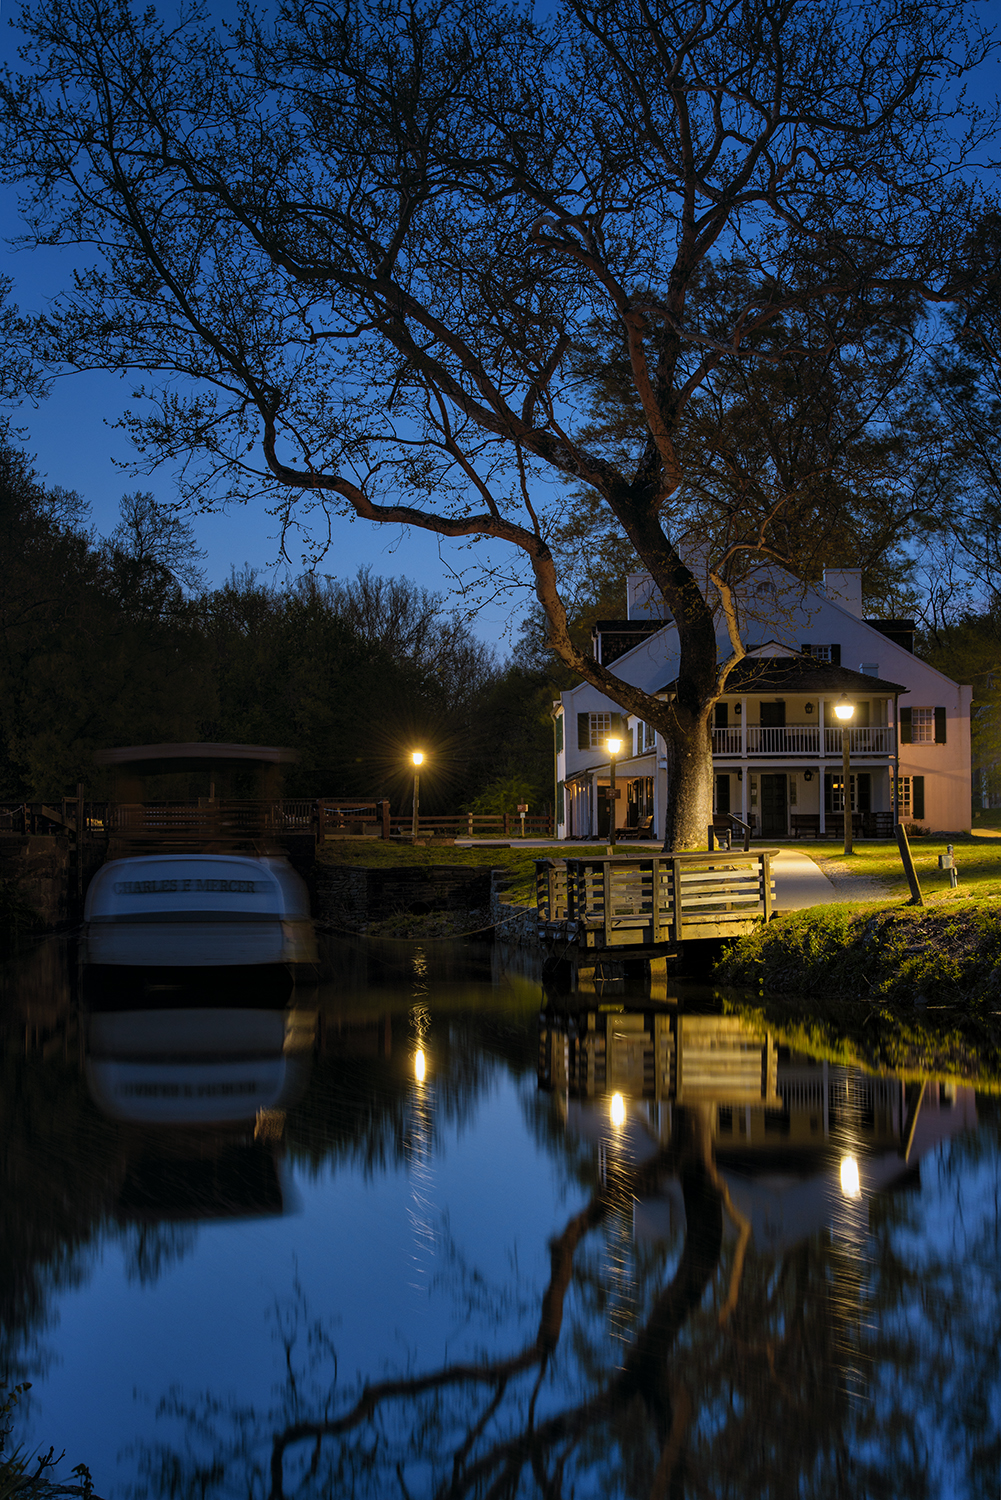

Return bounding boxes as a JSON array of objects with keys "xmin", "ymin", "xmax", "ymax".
[{"xmin": 656, "ymin": 658, "xmax": 907, "ymax": 698}]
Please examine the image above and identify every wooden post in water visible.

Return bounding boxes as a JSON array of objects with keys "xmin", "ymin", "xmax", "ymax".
[{"xmin": 896, "ymin": 822, "xmax": 924, "ymax": 905}]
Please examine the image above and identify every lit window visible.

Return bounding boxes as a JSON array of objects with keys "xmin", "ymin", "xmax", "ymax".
[
  {"xmin": 911, "ymin": 707, "xmax": 934, "ymax": 743},
  {"xmin": 897, "ymin": 777, "xmax": 911, "ymax": 816}
]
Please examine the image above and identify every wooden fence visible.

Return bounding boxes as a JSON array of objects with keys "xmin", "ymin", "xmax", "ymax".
[
  {"xmin": 0, "ymin": 800, "xmax": 555, "ymax": 842},
  {"xmin": 535, "ymin": 850, "xmax": 777, "ymax": 948}
]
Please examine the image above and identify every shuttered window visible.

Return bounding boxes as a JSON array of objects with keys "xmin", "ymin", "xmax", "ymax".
[{"xmin": 576, "ymin": 710, "xmax": 623, "ymax": 749}]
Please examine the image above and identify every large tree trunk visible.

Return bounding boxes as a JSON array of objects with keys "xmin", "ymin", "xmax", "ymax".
[{"xmin": 662, "ymin": 705, "xmax": 715, "ymax": 851}]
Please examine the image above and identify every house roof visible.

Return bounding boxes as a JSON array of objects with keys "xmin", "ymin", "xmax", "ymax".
[{"xmin": 656, "ymin": 658, "xmax": 908, "ymax": 697}]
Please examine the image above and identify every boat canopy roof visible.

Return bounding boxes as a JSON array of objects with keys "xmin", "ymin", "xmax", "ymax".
[{"xmin": 95, "ymin": 742, "xmax": 299, "ymax": 773}]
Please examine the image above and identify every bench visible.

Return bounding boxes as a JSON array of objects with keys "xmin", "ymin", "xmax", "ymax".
[
  {"xmin": 619, "ymin": 814, "xmax": 655, "ymax": 840},
  {"xmin": 790, "ymin": 814, "xmax": 820, "ymax": 837}
]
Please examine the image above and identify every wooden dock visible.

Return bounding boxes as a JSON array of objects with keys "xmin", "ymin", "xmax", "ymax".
[{"xmin": 534, "ymin": 851, "xmax": 777, "ymax": 960}]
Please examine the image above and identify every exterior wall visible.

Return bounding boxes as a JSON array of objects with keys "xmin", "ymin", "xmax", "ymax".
[{"xmin": 556, "ymin": 569, "xmax": 973, "ymax": 837}]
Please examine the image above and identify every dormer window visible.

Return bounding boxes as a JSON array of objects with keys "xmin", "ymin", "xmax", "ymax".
[{"xmin": 802, "ymin": 643, "xmax": 841, "ymax": 664}]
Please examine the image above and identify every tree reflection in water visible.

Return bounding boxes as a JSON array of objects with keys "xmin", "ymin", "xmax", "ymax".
[
  {"xmin": 5, "ymin": 940, "xmax": 1001, "ymax": 1497},
  {"xmin": 124, "ymin": 1082, "xmax": 1001, "ymax": 1500}
]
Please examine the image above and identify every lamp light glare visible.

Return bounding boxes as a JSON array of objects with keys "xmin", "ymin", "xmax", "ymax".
[
  {"xmin": 607, "ymin": 737, "xmax": 622, "ymax": 755},
  {"xmin": 610, "ymin": 1092, "xmax": 626, "ymax": 1128},
  {"xmin": 840, "ymin": 1154, "xmax": 861, "ymax": 1198},
  {"xmin": 414, "ymin": 1048, "xmax": 427, "ymax": 1083},
  {"xmin": 412, "ymin": 750, "xmax": 424, "ymax": 766},
  {"xmin": 833, "ymin": 694, "xmax": 855, "ymax": 722}
]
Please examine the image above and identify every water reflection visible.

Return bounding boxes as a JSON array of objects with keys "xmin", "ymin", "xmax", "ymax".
[
  {"xmin": 1, "ymin": 940, "xmax": 999, "ymax": 1498},
  {"xmin": 79, "ymin": 966, "xmax": 316, "ymax": 1223}
]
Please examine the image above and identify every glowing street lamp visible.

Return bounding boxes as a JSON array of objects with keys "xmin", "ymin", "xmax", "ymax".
[
  {"xmin": 607, "ymin": 735, "xmax": 622, "ymax": 850},
  {"xmin": 833, "ymin": 695, "xmax": 855, "ymax": 856},
  {"xmin": 411, "ymin": 750, "xmax": 424, "ymax": 838}
]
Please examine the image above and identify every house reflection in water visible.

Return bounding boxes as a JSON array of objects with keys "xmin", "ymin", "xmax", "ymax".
[
  {"xmin": 539, "ymin": 1005, "xmax": 976, "ymax": 1249},
  {"xmin": 82, "ymin": 966, "xmax": 316, "ymax": 1221}
]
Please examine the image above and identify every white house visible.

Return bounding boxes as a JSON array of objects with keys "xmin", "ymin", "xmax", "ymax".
[{"xmin": 553, "ymin": 566, "xmax": 972, "ymax": 840}]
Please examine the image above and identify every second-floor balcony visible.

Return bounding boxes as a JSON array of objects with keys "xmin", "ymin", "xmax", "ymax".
[{"xmin": 712, "ymin": 725, "xmax": 894, "ymax": 757}]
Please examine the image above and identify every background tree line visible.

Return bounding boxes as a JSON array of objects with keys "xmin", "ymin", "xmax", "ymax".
[{"xmin": 0, "ymin": 440, "xmax": 558, "ymax": 814}]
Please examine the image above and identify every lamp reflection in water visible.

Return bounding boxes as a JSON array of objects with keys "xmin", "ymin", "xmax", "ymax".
[
  {"xmin": 602, "ymin": 1091, "xmax": 638, "ymax": 1350},
  {"xmin": 840, "ymin": 1154, "xmax": 861, "ymax": 1199},
  {"xmin": 405, "ymin": 991, "xmax": 436, "ymax": 1295}
]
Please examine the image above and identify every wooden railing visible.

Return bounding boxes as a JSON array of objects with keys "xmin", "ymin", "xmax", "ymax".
[
  {"xmin": 712, "ymin": 724, "xmax": 894, "ymax": 756},
  {"xmin": 535, "ymin": 850, "xmax": 777, "ymax": 948}
]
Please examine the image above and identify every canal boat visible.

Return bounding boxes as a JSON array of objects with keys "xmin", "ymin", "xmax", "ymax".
[{"xmin": 82, "ymin": 742, "xmax": 318, "ymax": 972}]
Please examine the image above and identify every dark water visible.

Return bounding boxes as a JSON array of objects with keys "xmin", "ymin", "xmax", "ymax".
[{"xmin": 2, "ymin": 937, "xmax": 999, "ymax": 1499}]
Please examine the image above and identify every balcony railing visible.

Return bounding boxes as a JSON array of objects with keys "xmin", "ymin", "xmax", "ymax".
[{"xmin": 712, "ymin": 725, "xmax": 893, "ymax": 756}]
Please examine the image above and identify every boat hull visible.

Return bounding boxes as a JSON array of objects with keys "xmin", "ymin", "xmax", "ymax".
[{"xmin": 83, "ymin": 853, "xmax": 318, "ymax": 967}]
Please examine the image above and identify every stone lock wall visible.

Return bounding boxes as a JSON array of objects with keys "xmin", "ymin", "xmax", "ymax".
[{"xmin": 314, "ymin": 863, "xmax": 496, "ymax": 932}]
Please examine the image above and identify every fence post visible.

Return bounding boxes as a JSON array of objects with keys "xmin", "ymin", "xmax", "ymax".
[
  {"xmin": 468, "ymin": 812, "xmax": 474, "ymax": 837},
  {"xmin": 504, "ymin": 812, "xmax": 510, "ymax": 836},
  {"xmin": 381, "ymin": 799, "xmax": 391, "ymax": 840}
]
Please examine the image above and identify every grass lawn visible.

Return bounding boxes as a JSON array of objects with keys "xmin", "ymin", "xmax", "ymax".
[{"xmin": 782, "ymin": 833, "xmax": 1001, "ymax": 906}]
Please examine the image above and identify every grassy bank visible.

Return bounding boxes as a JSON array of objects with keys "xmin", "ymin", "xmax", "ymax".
[{"xmin": 717, "ymin": 900, "xmax": 1001, "ymax": 1006}]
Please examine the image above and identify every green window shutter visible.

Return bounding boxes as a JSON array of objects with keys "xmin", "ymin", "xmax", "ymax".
[
  {"xmin": 899, "ymin": 707, "xmax": 912, "ymax": 743},
  {"xmin": 912, "ymin": 775, "xmax": 925, "ymax": 821},
  {"xmin": 555, "ymin": 715, "xmax": 564, "ymax": 752},
  {"xmin": 556, "ymin": 780, "xmax": 565, "ymax": 825},
  {"xmin": 856, "ymin": 773, "xmax": 871, "ymax": 812},
  {"xmin": 934, "ymin": 707, "xmax": 947, "ymax": 743},
  {"xmin": 577, "ymin": 712, "xmax": 590, "ymax": 750},
  {"xmin": 714, "ymin": 703, "xmax": 729, "ymax": 728},
  {"xmin": 610, "ymin": 712, "xmax": 624, "ymax": 736},
  {"xmin": 831, "ymin": 644, "xmax": 841, "ymax": 665}
]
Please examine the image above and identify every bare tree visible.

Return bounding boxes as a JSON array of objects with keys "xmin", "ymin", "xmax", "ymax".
[
  {"xmin": 1, "ymin": 0, "xmax": 996, "ymax": 844},
  {"xmin": 107, "ymin": 491, "xmax": 206, "ymax": 592}
]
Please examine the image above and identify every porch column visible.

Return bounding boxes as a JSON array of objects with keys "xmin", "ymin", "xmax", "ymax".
[
  {"xmin": 818, "ymin": 696, "xmax": 826, "ymax": 835},
  {"xmin": 740, "ymin": 764, "xmax": 749, "ymax": 828},
  {"xmin": 740, "ymin": 696, "xmax": 747, "ymax": 757}
]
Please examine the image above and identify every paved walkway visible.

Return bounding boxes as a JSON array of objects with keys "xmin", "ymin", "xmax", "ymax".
[{"xmin": 770, "ymin": 849, "xmax": 838, "ymax": 910}]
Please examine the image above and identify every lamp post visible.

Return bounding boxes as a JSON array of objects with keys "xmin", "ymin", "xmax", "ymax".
[
  {"xmin": 833, "ymin": 695, "xmax": 855, "ymax": 855},
  {"xmin": 607, "ymin": 736, "xmax": 622, "ymax": 851},
  {"xmin": 411, "ymin": 750, "xmax": 424, "ymax": 838}
]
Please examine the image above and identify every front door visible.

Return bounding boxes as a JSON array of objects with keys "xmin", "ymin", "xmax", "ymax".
[{"xmin": 760, "ymin": 773, "xmax": 788, "ymax": 837}]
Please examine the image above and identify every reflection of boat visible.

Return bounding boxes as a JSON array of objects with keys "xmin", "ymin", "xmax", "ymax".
[
  {"xmin": 83, "ymin": 972, "xmax": 316, "ymax": 1220},
  {"xmin": 83, "ymin": 743, "xmax": 317, "ymax": 970},
  {"xmin": 86, "ymin": 1000, "xmax": 316, "ymax": 1127}
]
